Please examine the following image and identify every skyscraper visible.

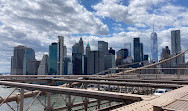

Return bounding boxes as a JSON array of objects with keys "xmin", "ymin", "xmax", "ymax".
[
  {"xmin": 64, "ymin": 56, "xmax": 72, "ymax": 75},
  {"xmin": 85, "ymin": 43, "xmax": 91, "ymax": 74},
  {"xmin": 98, "ymin": 41, "xmax": 108, "ymax": 54},
  {"xmin": 109, "ymin": 47, "xmax": 115, "ymax": 55},
  {"xmin": 87, "ymin": 51, "xmax": 104, "ymax": 74},
  {"xmin": 11, "ymin": 45, "xmax": 36, "ymax": 75},
  {"xmin": 86, "ymin": 43, "xmax": 90, "ymax": 57},
  {"xmin": 11, "ymin": 46, "xmax": 27, "ymax": 75},
  {"xmin": 72, "ymin": 53, "xmax": 83, "ymax": 75},
  {"xmin": 171, "ymin": 30, "xmax": 184, "ymax": 66},
  {"xmin": 124, "ymin": 43, "xmax": 131, "ymax": 56},
  {"xmin": 72, "ymin": 38, "xmax": 84, "ymax": 75},
  {"xmin": 140, "ymin": 43, "xmax": 143, "ymax": 61},
  {"xmin": 116, "ymin": 49, "xmax": 128, "ymax": 66},
  {"xmin": 161, "ymin": 46, "xmax": 172, "ymax": 73},
  {"xmin": 63, "ymin": 46, "xmax": 67, "ymax": 57},
  {"xmin": 151, "ymin": 30, "xmax": 158, "ymax": 63},
  {"xmin": 117, "ymin": 49, "xmax": 128, "ymax": 59},
  {"xmin": 79, "ymin": 38, "xmax": 84, "ymax": 55},
  {"xmin": 104, "ymin": 53, "xmax": 115, "ymax": 70},
  {"xmin": 144, "ymin": 55, "xmax": 149, "ymax": 61},
  {"xmin": 57, "ymin": 36, "xmax": 64, "ymax": 75},
  {"xmin": 38, "ymin": 54, "xmax": 48, "ymax": 75},
  {"xmin": 23, "ymin": 47, "xmax": 36, "ymax": 75},
  {"xmin": 48, "ymin": 43, "xmax": 57, "ymax": 75},
  {"xmin": 133, "ymin": 38, "xmax": 142, "ymax": 62},
  {"xmin": 28, "ymin": 60, "xmax": 40, "ymax": 75},
  {"xmin": 161, "ymin": 46, "xmax": 171, "ymax": 60}
]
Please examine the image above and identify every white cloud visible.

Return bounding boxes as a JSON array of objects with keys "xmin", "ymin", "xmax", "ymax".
[
  {"xmin": 93, "ymin": 0, "xmax": 188, "ymax": 30},
  {"xmin": 92, "ymin": 0, "xmax": 188, "ymax": 59},
  {"xmin": 0, "ymin": 0, "xmax": 110, "ymax": 73},
  {"xmin": 0, "ymin": 0, "xmax": 187, "ymax": 73}
]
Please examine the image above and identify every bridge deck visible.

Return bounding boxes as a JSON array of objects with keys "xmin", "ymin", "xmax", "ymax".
[{"xmin": 112, "ymin": 85, "xmax": 188, "ymax": 111}]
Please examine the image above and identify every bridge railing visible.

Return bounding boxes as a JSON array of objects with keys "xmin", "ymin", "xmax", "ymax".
[{"xmin": 105, "ymin": 67, "xmax": 188, "ymax": 80}]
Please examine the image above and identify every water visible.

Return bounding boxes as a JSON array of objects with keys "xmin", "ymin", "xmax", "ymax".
[{"xmin": 0, "ymin": 86, "xmax": 115, "ymax": 111}]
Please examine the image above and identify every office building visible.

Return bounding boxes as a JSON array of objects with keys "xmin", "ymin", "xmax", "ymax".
[
  {"xmin": 11, "ymin": 46, "xmax": 26, "ymax": 75},
  {"xmin": 109, "ymin": 47, "xmax": 115, "ymax": 55},
  {"xmin": 63, "ymin": 46, "xmax": 67, "ymax": 56},
  {"xmin": 72, "ymin": 38, "xmax": 84, "ymax": 75},
  {"xmin": 161, "ymin": 46, "xmax": 171, "ymax": 60},
  {"xmin": 151, "ymin": 31, "xmax": 158, "ymax": 63},
  {"xmin": 86, "ymin": 43, "xmax": 90, "ymax": 57},
  {"xmin": 48, "ymin": 43, "xmax": 57, "ymax": 75},
  {"xmin": 28, "ymin": 60, "xmax": 40, "ymax": 75},
  {"xmin": 87, "ymin": 51, "xmax": 104, "ymax": 74},
  {"xmin": 117, "ymin": 49, "xmax": 128, "ymax": 59},
  {"xmin": 38, "ymin": 54, "xmax": 48, "ymax": 75},
  {"xmin": 144, "ymin": 55, "xmax": 149, "ymax": 61},
  {"xmin": 57, "ymin": 36, "xmax": 64, "ymax": 75},
  {"xmin": 85, "ymin": 43, "xmax": 90, "ymax": 74},
  {"xmin": 134, "ymin": 38, "xmax": 142, "ymax": 62},
  {"xmin": 64, "ymin": 56, "xmax": 72, "ymax": 75},
  {"xmin": 84, "ymin": 55, "xmax": 87, "ymax": 74},
  {"xmin": 72, "ymin": 53, "xmax": 83, "ymax": 75},
  {"xmin": 98, "ymin": 41, "xmax": 108, "ymax": 54},
  {"xmin": 79, "ymin": 38, "xmax": 84, "ymax": 55},
  {"xmin": 116, "ymin": 49, "xmax": 128, "ymax": 66},
  {"xmin": 23, "ymin": 47, "xmax": 36, "ymax": 75},
  {"xmin": 171, "ymin": 30, "xmax": 184, "ymax": 66},
  {"xmin": 161, "ymin": 46, "xmax": 172, "ymax": 73},
  {"xmin": 104, "ymin": 53, "xmax": 115, "ymax": 71},
  {"xmin": 124, "ymin": 43, "xmax": 131, "ymax": 56},
  {"xmin": 141, "ymin": 43, "xmax": 143, "ymax": 61},
  {"xmin": 11, "ymin": 45, "xmax": 35, "ymax": 75}
]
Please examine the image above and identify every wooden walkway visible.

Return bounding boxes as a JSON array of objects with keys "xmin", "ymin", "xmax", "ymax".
[{"xmin": 112, "ymin": 85, "xmax": 188, "ymax": 111}]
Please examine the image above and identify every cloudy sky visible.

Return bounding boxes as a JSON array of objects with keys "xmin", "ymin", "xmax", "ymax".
[{"xmin": 0, "ymin": 0, "xmax": 188, "ymax": 73}]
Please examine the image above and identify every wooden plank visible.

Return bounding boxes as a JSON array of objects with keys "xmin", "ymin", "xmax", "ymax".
[{"xmin": 112, "ymin": 86, "xmax": 188, "ymax": 111}]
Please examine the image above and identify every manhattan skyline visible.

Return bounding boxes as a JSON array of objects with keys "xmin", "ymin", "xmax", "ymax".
[{"xmin": 0, "ymin": 0, "xmax": 188, "ymax": 73}]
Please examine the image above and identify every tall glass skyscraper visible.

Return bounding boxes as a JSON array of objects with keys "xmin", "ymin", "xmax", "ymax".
[
  {"xmin": 11, "ymin": 46, "xmax": 28, "ymax": 75},
  {"xmin": 140, "ymin": 43, "xmax": 143, "ymax": 61},
  {"xmin": 11, "ymin": 45, "xmax": 36, "ymax": 75},
  {"xmin": 23, "ymin": 48, "xmax": 35, "ymax": 75},
  {"xmin": 109, "ymin": 47, "xmax": 115, "ymax": 55},
  {"xmin": 48, "ymin": 43, "xmax": 57, "ymax": 75},
  {"xmin": 116, "ymin": 48, "xmax": 129, "ymax": 66},
  {"xmin": 104, "ymin": 53, "xmax": 115, "ymax": 71},
  {"xmin": 87, "ymin": 51, "xmax": 104, "ymax": 74},
  {"xmin": 171, "ymin": 30, "xmax": 184, "ymax": 66},
  {"xmin": 124, "ymin": 43, "xmax": 131, "ymax": 56},
  {"xmin": 134, "ymin": 38, "xmax": 142, "ymax": 62},
  {"xmin": 57, "ymin": 36, "xmax": 64, "ymax": 75},
  {"xmin": 98, "ymin": 41, "xmax": 108, "ymax": 54},
  {"xmin": 151, "ymin": 31, "xmax": 158, "ymax": 63},
  {"xmin": 72, "ymin": 38, "xmax": 84, "ymax": 75}
]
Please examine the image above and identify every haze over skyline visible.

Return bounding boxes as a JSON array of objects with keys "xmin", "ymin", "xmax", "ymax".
[{"xmin": 0, "ymin": 0, "xmax": 188, "ymax": 73}]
